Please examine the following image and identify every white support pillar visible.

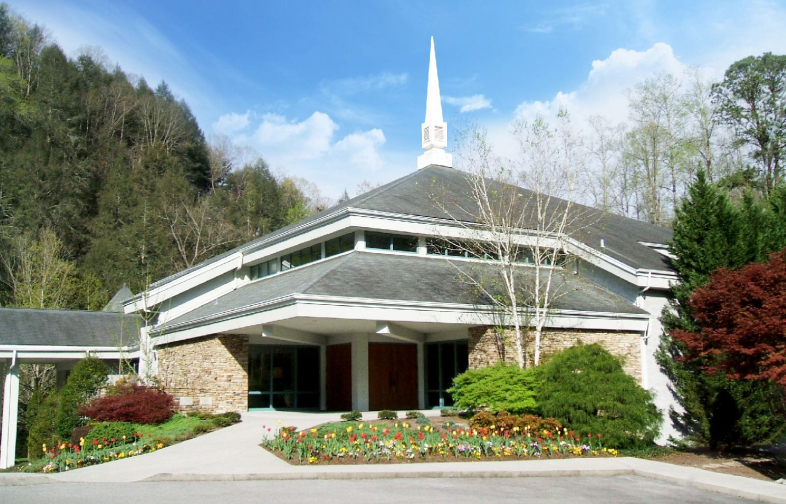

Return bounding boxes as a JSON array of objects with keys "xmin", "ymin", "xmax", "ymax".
[
  {"xmin": 351, "ymin": 335, "xmax": 369, "ymax": 411},
  {"xmin": 319, "ymin": 344, "xmax": 327, "ymax": 411},
  {"xmin": 1, "ymin": 357, "xmax": 20, "ymax": 469},
  {"xmin": 417, "ymin": 342, "xmax": 425, "ymax": 409}
]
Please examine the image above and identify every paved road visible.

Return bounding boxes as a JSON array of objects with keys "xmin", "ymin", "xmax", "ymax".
[{"xmin": 0, "ymin": 476, "xmax": 756, "ymax": 504}]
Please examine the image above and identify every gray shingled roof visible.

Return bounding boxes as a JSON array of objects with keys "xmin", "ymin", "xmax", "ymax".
[
  {"xmin": 103, "ymin": 285, "xmax": 134, "ymax": 312},
  {"xmin": 159, "ymin": 250, "xmax": 647, "ymax": 331},
  {"xmin": 149, "ymin": 165, "xmax": 673, "ymax": 290},
  {"xmin": 0, "ymin": 308, "xmax": 142, "ymax": 347}
]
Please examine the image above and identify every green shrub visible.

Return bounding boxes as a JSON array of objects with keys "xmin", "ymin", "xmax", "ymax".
[
  {"xmin": 212, "ymin": 416, "xmax": 232, "ymax": 427},
  {"xmin": 27, "ymin": 389, "xmax": 60, "ymax": 460},
  {"xmin": 415, "ymin": 415, "xmax": 432, "ymax": 426},
  {"xmin": 537, "ymin": 342, "xmax": 660, "ymax": 449},
  {"xmin": 448, "ymin": 363, "xmax": 538, "ymax": 415},
  {"xmin": 191, "ymin": 422, "xmax": 214, "ymax": 435},
  {"xmin": 55, "ymin": 357, "xmax": 108, "ymax": 438},
  {"xmin": 440, "ymin": 408, "xmax": 459, "ymax": 417},
  {"xmin": 83, "ymin": 422, "xmax": 136, "ymax": 445},
  {"xmin": 221, "ymin": 411, "xmax": 241, "ymax": 423},
  {"xmin": 151, "ymin": 435, "xmax": 173, "ymax": 448},
  {"xmin": 340, "ymin": 410, "xmax": 362, "ymax": 421},
  {"xmin": 378, "ymin": 410, "xmax": 397, "ymax": 420},
  {"xmin": 405, "ymin": 411, "xmax": 422, "ymax": 419}
]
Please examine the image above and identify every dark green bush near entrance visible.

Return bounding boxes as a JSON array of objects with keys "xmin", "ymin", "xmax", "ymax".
[
  {"xmin": 340, "ymin": 410, "xmax": 362, "ymax": 422},
  {"xmin": 378, "ymin": 410, "xmax": 397, "ymax": 420},
  {"xmin": 405, "ymin": 411, "xmax": 422, "ymax": 419},
  {"xmin": 27, "ymin": 389, "xmax": 60, "ymax": 460},
  {"xmin": 448, "ymin": 363, "xmax": 539, "ymax": 415},
  {"xmin": 537, "ymin": 343, "xmax": 660, "ymax": 449},
  {"xmin": 55, "ymin": 357, "xmax": 108, "ymax": 438}
]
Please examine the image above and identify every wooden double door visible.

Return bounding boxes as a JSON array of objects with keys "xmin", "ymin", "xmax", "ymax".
[{"xmin": 325, "ymin": 342, "xmax": 418, "ymax": 411}]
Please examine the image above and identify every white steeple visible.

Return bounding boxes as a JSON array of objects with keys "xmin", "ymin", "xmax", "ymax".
[{"xmin": 417, "ymin": 37, "xmax": 452, "ymax": 169}]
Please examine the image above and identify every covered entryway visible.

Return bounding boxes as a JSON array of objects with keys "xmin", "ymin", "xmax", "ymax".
[{"xmin": 368, "ymin": 343, "xmax": 418, "ymax": 410}]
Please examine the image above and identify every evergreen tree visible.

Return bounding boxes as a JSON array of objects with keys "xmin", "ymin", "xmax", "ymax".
[{"xmin": 659, "ymin": 170, "xmax": 786, "ymax": 446}]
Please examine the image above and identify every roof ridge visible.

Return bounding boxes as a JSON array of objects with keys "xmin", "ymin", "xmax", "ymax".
[{"xmin": 298, "ymin": 252, "xmax": 356, "ymax": 294}]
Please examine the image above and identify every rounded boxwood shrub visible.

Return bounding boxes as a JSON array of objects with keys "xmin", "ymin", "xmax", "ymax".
[
  {"xmin": 448, "ymin": 363, "xmax": 538, "ymax": 415},
  {"xmin": 378, "ymin": 409, "xmax": 397, "ymax": 420},
  {"xmin": 340, "ymin": 410, "xmax": 362, "ymax": 422},
  {"xmin": 537, "ymin": 342, "xmax": 661, "ymax": 449}
]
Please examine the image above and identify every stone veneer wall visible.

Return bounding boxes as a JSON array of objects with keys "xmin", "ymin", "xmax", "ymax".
[
  {"xmin": 468, "ymin": 326, "xmax": 642, "ymax": 383},
  {"xmin": 156, "ymin": 334, "xmax": 249, "ymax": 413}
]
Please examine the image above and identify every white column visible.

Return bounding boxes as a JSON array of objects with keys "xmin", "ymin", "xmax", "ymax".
[
  {"xmin": 351, "ymin": 335, "xmax": 369, "ymax": 411},
  {"xmin": 417, "ymin": 342, "xmax": 425, "ymax": 409},
  {"xmin": 1, "ymin": 358, "xmax": 20, "ymax": 469},
  {"xmin": 319, "ymin": 344, "xmax": 327, "ymax": 411},
  {"xmin": 417, "ymin": 236, "xmax": 427, "ymax": 256},
  {"xmin": 354, "ymin": 230, "xmax": 366, "ymax": 251}
]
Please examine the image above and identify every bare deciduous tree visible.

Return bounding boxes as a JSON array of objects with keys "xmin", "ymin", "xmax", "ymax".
[{"xmin": 434, "ymin": 110, "xmax": 591, "ymax": 368}]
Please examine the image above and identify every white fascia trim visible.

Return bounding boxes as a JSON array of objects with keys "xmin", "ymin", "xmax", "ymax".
[
  {"xmin": 634, "ymin": 269, "xmax": 677, "ymax": 289},
  {"xmin": 124, "ymin": 252, "xmax": 243, "ymax": 313},
  {"xmin": 151, "ymin": 294, "xmax": 649, "ymax": 345},
  {"xmin": 0, "ymin": 345, "xmax": 139, "ymax": 360}
]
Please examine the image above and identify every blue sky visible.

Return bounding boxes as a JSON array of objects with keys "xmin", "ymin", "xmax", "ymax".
[{"xmin": 9, "ymin": 0, "xmax": 786, "ymax": 198}]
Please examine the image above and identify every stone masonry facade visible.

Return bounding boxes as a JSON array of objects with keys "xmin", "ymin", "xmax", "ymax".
[
  {"xmin": 468, "ymin": 326, "xmax": 642, "ymax": 383},
  {"xmin": 156, "ymin": 334, "xmax": 249, "ymax": 413}
]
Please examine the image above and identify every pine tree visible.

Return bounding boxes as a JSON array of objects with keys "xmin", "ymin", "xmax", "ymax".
[
  {"xmin": 658, "ymin": 170, "xmax": 786, "ymax": 446},
  {"xmin": 658, "ymin": 170, "xmax": 742, "ymax": 443}
]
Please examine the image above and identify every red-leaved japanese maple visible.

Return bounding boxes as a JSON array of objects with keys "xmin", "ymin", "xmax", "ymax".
[{"xmin": 672, "ymin": 248, "xmax": 786, "ymax": 385}]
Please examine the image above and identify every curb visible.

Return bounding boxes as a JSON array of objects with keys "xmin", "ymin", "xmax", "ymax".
[
  {"xmin": 0, "ymin": 475, "xmax": 58, "ymax": 487},
  {"xmin": 143, "ymin": 468, "xmax": 634, "ymax": 482},
  {"xmin": 4, "ymin": 458, "xmax": 786, "ymax": 503}
]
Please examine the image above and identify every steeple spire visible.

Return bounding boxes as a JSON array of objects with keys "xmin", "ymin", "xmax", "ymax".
[
  {"xmin": 425, "ymin": 37, "xmax": 443, "ymax": 125},
  {"xmin": 417, "ymin": 36, "xmax": 452, "ymax": 169}
]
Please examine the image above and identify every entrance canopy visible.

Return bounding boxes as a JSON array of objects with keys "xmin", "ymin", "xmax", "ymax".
[{"xmin": 0, "ymin": 307, "xmax": 142, "ymax": 469}]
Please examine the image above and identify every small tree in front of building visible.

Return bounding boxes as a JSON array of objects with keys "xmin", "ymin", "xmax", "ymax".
[{"xmin": 435, "ymin": 110, "xmax": 591, "ymax": 368}]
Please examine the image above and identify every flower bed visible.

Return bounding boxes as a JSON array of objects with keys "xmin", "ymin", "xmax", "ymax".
[
  {"xmin": 31, "ymin": 432, "xmax": 163, "ymax": 473},
  {"xmin": 261, "ymin": 420, "xmax": 618, "ymax": 465},
  {"xmin": 20, "ymin": 412, "xmax": 241, "ymax": 473}
]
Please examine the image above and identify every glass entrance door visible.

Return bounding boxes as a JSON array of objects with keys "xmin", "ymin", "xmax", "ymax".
[
  {"xmin": 248, "ymin": 345, "xmax": 320, "ymax": 409},
  {"xmin": 425, "ymin": 340, "xmax": 469, "ymax": 408}
]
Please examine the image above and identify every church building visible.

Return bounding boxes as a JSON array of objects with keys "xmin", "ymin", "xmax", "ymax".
[{"xmin": 1, "ymin": 38, "xmax": 679, "ymax": 467}]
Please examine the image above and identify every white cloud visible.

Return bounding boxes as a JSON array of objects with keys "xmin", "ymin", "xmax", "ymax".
[
  {"xmin": 443, "ymin": 94, "xmax": 493, "ymax": 113},
  {"xmin": 332, "ymin": 129, "xmax": 386, "ymax": 170},
  {"xmin": 212, "ymin": 111, "xmax": 251, "ymax": 135},
  {"xmin": 251, "ymin": 112, "xmax": 338, "ymax": 161},
  {"xmin": 513, "ymin": 43, "xmax": 691, "ymax": 126},
  {"xmin": 228, "ymin": 111, "xmax": 396, "ymax": 198}
]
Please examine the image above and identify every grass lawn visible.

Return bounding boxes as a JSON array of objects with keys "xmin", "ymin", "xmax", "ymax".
[{"xmin": 10, "ymin": 411, "xmax": 239, "ymax": 473}]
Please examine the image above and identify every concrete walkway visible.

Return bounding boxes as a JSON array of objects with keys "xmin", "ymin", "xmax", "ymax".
[{"xmin": 1, "ymin": 410, "xmax": 785, "ymax": 503}]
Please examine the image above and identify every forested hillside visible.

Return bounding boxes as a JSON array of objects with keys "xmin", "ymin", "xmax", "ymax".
[{"xmin": 0, "ymin": 4, "xmax": 312, "ymax": 309}]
